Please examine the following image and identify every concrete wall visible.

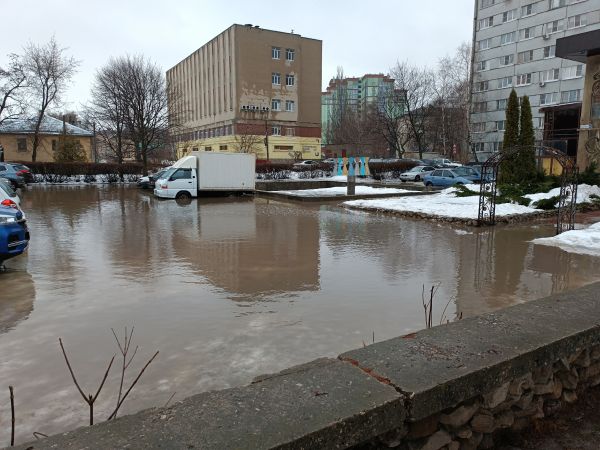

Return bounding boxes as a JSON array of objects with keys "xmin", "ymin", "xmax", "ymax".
[{"xmin": 16, "ymin": 282, "xmax": 600, "ymax": 450}]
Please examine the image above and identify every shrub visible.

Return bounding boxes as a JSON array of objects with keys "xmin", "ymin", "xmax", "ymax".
[
  {"xmin": 368, "ymin": 160, "xmax": 420, "ymax": 180},
  {"xmin": 14, "ymin": 161, "xmax": 162, "ymax": 183},
  {"xmin": 580, "ymin": 163, "xmax": 600, "ymax": 186},
  {"xmin": 533, "ymin": 196, "xmax": 560, "ymax": 210}
]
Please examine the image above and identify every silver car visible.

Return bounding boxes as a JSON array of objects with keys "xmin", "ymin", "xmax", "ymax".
[{"xmin": 399, "ymin": 165, "xmax": 436, "ymax": 182}]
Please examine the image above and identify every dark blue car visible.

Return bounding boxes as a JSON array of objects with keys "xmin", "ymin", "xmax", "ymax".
[{"xmin": 0, "ymin": 206, "xmax": 29, "ymax": 264}]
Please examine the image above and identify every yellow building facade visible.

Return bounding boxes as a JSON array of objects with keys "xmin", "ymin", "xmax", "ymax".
[{"xmin": 0, "ymin": 116, "xmax": 94, "ymax": 162}]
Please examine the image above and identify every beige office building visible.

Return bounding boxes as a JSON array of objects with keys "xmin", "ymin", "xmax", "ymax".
[{"xmin": 167, "ymin": 24, "xmax": 322, "ymax": 160}]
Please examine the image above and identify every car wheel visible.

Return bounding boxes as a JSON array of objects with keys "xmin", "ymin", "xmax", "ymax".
[
  {"xmin": 175, "ymin": 191, "xmax": 192, "ymax": 200},
  {"xmin": 425, "ymin": 181, "xmax": 433, "ymax": 187},
  {"xmin": 414, "ymin": 175, "xmax": 421, "ymax": 181},
  {"xmin": 401, "ymin": 179, "xmax": 406, "ymax": 183}
]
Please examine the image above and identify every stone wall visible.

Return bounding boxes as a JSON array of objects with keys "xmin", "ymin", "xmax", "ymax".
[{"xmin": 16, "ymin": 282, "xmax": 600, "ymax": 450}]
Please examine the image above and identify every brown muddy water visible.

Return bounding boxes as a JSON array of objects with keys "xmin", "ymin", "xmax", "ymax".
[{"xmin": 1, "ymin": 185, "xmax": 599, "ymax": 442}]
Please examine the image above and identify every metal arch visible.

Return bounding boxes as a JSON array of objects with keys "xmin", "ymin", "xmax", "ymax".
[{"xmin": 477, "ymin": 146, "xmax": 578, "ymax": 234}]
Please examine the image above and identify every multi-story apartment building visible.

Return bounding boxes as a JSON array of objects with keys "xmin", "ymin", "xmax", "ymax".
[
  {"xmin": 167, "ymin": 24, "xmax": 322, "ymax": 160},
  {"xmin": 321, "ymin": 74, "xmax": 396, "ymax": 145},
  {"xmin": 470, "ymin": 0, "xmax": 600, "ymax": 161}
]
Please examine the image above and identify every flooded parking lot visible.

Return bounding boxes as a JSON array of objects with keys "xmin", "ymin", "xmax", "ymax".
[{"xmin": 1, "ymin": 185, "xmax": 599, "ymax": 441}]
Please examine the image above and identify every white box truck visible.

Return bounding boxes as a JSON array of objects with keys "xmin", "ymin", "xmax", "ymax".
[{"xmin": 154, "ymin": 152, "xmax": 256, "ymax": 199}]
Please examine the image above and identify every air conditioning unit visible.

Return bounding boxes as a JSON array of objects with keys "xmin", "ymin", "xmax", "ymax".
[
  {"xmin": 251, "ymin": 106, "xmax": 257, "ymax": 111},
  {"xmin": 241, "ymin": 105, "xmax": 248, "ymax": 111},
  {"xmin": 542, "ymin": 33, "xmax": 550, "ymax": 40}
]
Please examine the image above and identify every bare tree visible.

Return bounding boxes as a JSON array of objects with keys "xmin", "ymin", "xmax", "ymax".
[
  {"xmin": 0, "ymin": 54, "xmax": 26, "ymax": 127},
  {"xmin": 372, "ymin": 86, "xmax": 408, "ymax": 158},
  {"xmin": 431, "ymin": 43, "xmax": 472, "ymax": 161},
  {"xmin": 23, "ymin": 37, "xmax": 79, "ymax": 161},
  {"xmin": 114, "ymin": 55, "xmax": 181, "ymax": 174},
  {"xmin": 234, "ymin": 122, "xmax": 263, "ymax": 154},
  {"xmin": 389, "ymin": 61, "xmax": 435, "ymax": 159},
  {"xmin": 87, "ymin": 59, "xmax": 133, "ymax": 164}
]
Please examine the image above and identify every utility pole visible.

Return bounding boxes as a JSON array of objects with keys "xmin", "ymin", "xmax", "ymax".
[{"xmin": 264, "ymin": 116, "xmax": 269, "ymax": 161}]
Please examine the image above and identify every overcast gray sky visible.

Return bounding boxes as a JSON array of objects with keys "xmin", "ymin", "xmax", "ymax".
[{"xmin": 0, "ymin": 0, "xmax": 475, "ymax": 110}]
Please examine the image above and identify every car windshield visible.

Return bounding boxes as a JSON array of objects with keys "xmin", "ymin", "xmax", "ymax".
[
  {"xmin": 408, "ymin": 166, "xmax": 423, "ymax": 172},
  {"xmin": 0, "ymin": 180, "xmax": 16, "ymax": 197},
  {"xmin": 11, "ymin": 164, "xmax": 29, "ymax": 171},
  {"xmin": 160, "ymin": 168, "xmax": 177, "ymax": 180}
]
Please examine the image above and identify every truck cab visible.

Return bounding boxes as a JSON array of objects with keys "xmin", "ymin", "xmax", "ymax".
[{"xmin": 154, "ymin": 165, "xmax": 197, "ymax": 200}]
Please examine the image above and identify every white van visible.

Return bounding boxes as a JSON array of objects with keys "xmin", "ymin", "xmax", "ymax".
[{"xmin": 154, "ymin": 152, "xmax": 256, "ymax": 199}]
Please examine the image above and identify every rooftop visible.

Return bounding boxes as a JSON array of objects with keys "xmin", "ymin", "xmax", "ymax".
[{"xmin": 0, "ymin": 116, "xmax": 94, "ymax": 137}]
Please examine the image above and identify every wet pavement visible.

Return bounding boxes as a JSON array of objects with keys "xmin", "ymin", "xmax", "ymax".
[{"xmin": 1, "ymin": 185, "xmax": 599, "ymax": 443}]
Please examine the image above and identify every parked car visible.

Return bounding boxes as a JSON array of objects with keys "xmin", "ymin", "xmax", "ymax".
[
  {"xmin": 292, "ymin": 160, "xmax": 320, "ymax": 168},
  {"xmin": 423, "ymin": 169, "xmax": 472, "ymax": 187},
  {"xmin": 0, "ymin": 205, "xmax": 29, "ymax": 264},
  {"xmin": 138, "ymin": 167, "xmax": 170, "ymax": 189},
  {"xmin": 399, "ymin": 165, "xmax": 436, "ymax": 182},
  {"xmin": 6, "ymin": 163, "xmax": 34, "ymax": 184},
  {"xmin": 0, "ymin": 163, "xmax": 27, "ymax": 188},
  {"xmin": 452, "ymin": 166, "xmax": 483, "ymax": 183},
  {"xmin": 0, "ymin": 178, "xmax": 20, "ymax": 207},
  {"xmin": 322, "ymin": 158, "xmax": 336, "ymax": 165},
  {"xmin": 421, "ymin": 159, "xmax": 444, "ymax": 168},
  {"xmin": 433, "ymin": 158, "xmax": 462, "ymax": 168}
]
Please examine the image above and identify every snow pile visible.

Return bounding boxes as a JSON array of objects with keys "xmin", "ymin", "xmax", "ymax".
[
  {"xmin": 276, "ymin": 186, "xmax": 412, "ymax": 197},
  {"xmin": 525, "ymin": 184, "xmax": 600, "ymax": 205},
  {"xmin": 345, "ymin": 184, "xmax": 539, "ymax": 219},
  {"xmin": 533, "ymin": 222, "xmax": 600, "ymax": 256}
]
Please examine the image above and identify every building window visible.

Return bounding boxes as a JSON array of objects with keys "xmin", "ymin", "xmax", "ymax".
[
  {"xmin": 502, "ymin": 9, "xmax": 517, "ymax": 23},
  {"xmin": 563, "ymin": 65, "xmax": 584, "ymax": 79},
  {"xmin": 516, "ymin": 73, "xmax": 532, "ymax": 86},
  {"xmin": 285, "ymin": 74, "xmax": 295, "ymax": 86},
  {"xmin": 52, "ymin": 139, "xmax": 57, "ymax": 151},
  {"xmin": 17, "ymin": 138, "xmax": 27, "ymax": 152},
  {"xmin": 478, "ymin": 38, "xmax": 491, "ymax": 50},
  {"xmin": 271, "ymin": 126, "xmax": 281, "ymax": 136},
  {"xmin": 534, "ymin": 117, "xmax": 544, "ymax": 129},
  {"xmin": 476, "ymin": 60, "xmax": 488, "ymax": 71},
  {"xmin": 272, "ymin": 72, "xmax": 281, "ymax": 85},
  {"xmin": 286, "ymin": 127, "xmax": 295, "ymax": 136},
  {"xmin": 500, "ymin": 32, "xmax": 516, "ymax": 45},
  {"xmin": 492, "ymin": 142, "xmax": 503, "ymax": 152},
  {"xmin": 567, "ymin": 14, "xmax": 587, "ymax": 29},
  {"xmin": 540, "ymin": 92, "xmax": 559, "ymax": 105},
  {"xmin": 473, "ymin": 101, "xmax": 487, "ymax": 113},
  {"xmin": 205, "ymin": 146, "xmax": 212, "ymax": 151},
  {"xmin": 496, "ymin": 120, "xmax": 506, "ymax": 131},
  {"xmin": 480, "ymin": 0, "xmax": 495, "ymax": 9},
  {"xmin": 220, "ymin": 145, "xmax": 228, "ymax": 151},
  {"xmin": 497, "ymin": 99, "xmax": 507, "ymax": 110},
  {"xmin": 472, "ymin": 122, "xmax": 486, "ymax": 133},
  {"xmin": 274, "ymin": 145, "xmax": 293, "ymax": 151},
  {"xmin": 285, "ymin": 100, "xmax": 295, "ymax": 112},
  {"xmin": 561, "ymin": 89, "xmax": 582, "ymax": 103},
  {"xmin": 271, "ymin": 98, "xmax": 281, "ymax": 111},
  {"xmin": 522, "ymin": 4, "xmax": 534, "ymax": 16},
  {"xmin": 540, "ymin": 68, "xmax": 560, "ymax": 82},
  {"xmin": 272, "ymin": 47, "xmax": 280, "ymax": 59},
  {"xmin": 500, "ymin": 54, "xmax": 514, "ymax": 66},
  {"xmin": 518, "ymin": 50, "xmax": 534, "ymax": 64},
  {"xmin": 545, "ymin": 20, "xmax": 564, "ymax": 34},
  {"xmin": 472, "ymin": 142, "xmax": 485, "ymax": 153},
  {"xmin": 286, "ymin": 48, "xmax": 295, "ymax": 61},
  {"xmin": 479, "ymin": 16, "xmax": 494, "ymax": 29},
  {"xmin": 475, "ymin": 81, "xmax": 489, "ymax": 92},
  {"xmin": 549, "ymin": 0, "xmax": 566, "ymax": 9},
  {"xmin": 519, "ymin": 27, "xmax": 535, "ymax": 40},
  {"xmin": 543, "ymin": 45, "xmax": 556, "ymax": 58},
  {"xmin": 498, "ymin": 76, "xmax": 513, "ymax": 89}
]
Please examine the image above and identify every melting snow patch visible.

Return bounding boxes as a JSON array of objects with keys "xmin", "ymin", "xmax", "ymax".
[
  {"xmin": 525, "ymin": 184, "xmax": 600, "ymax": 205},
  {"xmin": 275, "ymin": 186, "xmax": 412, "ymax": 197},
  {"xmin": 532, "ymin": 222, "xmax": 600, "ymax": 256}
]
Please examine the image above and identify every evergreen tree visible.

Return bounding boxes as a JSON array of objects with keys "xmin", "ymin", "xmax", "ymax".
[
  {"xmin": 54, "ymin": 135, "xmax": 87, "ymax": 162},
  {"xmin": 500, "ymin": 89, "xmax": 520, "ymax": 183},
  {"xmin": 517, "ymin": 95, "xmax": 536, "ymax": 181}
]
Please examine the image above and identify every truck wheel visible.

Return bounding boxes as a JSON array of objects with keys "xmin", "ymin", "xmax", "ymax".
[{"xmin": 175, "ymin": 191, "xmax": 192, "ymax": 200}]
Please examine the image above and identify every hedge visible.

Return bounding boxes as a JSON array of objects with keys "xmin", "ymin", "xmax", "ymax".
[{"xmin": 14, "ymin": 161, "xmax": 164, "ymax": 183}]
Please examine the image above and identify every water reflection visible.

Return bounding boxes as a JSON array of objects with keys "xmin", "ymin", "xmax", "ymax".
[{"xmin": 0, "ymin": 185, "xmax": 598, "ymax": 442}]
